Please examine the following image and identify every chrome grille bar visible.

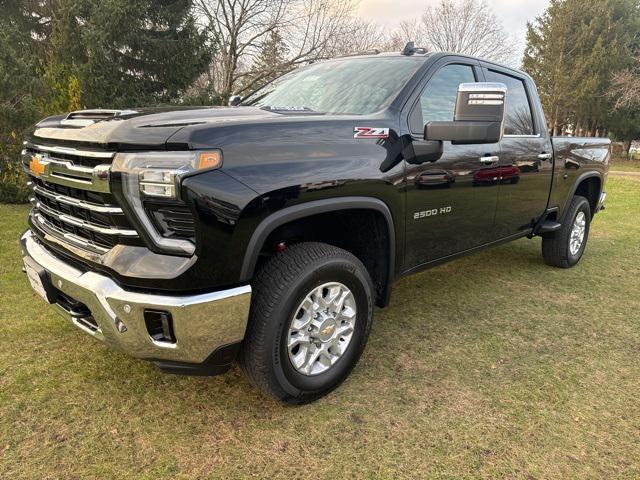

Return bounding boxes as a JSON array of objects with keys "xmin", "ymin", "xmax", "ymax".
[
  {"xmin": 33, "ymin": 213, "xmax": 110, "ymax": 254},
  {"xmin": 34, "ymin": 201, "xmax": 138, "ymax": 237},
  {"xmin": 22, "ymin": 146, "xmax": 112, "ymax": 193},
  {"xmin": 33, "ymin": 184, "xmax": 123, "ymax": 214},
  {"xmin": 26, "ymin": 143, "xmax": 115, "ymax": 159}
]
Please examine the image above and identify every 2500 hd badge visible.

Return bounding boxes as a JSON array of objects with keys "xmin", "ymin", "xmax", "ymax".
[
  {"xmin": 19, "ymin": 46, "xmax": 609, "ymax": 404},
  {"xmin": 414, "ymin": 206, "xmax": 453, "ymax": 219}
]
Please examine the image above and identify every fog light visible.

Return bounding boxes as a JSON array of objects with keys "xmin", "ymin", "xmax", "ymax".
[{"xmin": 144, "ymin": 310, "xmax": 176, "ymax": 344}]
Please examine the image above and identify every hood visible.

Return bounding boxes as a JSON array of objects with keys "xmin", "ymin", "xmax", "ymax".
[{"xmin": 29, "ymin": 106, "xmax": 282, "ymax": 150}]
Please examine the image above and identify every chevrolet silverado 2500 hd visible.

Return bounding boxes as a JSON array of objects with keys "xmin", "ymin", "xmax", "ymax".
[{"xmin": 20, "ymin": 48, "xmax": 610, "ymax": 403}]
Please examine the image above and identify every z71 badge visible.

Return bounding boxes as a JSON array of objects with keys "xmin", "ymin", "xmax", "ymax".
[{"xmin": 353, "ymin": 127, "xmax": 389, "ymax": 139}]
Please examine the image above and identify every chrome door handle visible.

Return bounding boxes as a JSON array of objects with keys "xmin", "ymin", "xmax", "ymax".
[
  {"xmin": 479, "ymin": 155, "xmax": 499, "ymax": 164},
  {"xmin": 537, "ymin": 153, "xmax": 553, "ymax": 160}
]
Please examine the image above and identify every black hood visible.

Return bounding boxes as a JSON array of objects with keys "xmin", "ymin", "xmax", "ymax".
[{"xmin": 29, "ymin": 106, "xmax": 282, "ymax": 151}]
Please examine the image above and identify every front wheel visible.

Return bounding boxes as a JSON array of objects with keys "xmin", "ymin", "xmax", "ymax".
[
  {"xmin": 239, "ymin": 242, "xmax": 374, "ymax": 404},
  {"xmin": 542, "ymin": 195, "xmax": 591, "ymax": 268}
]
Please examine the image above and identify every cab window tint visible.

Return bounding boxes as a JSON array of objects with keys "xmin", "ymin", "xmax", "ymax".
[
  {"xmin": 485, "ymin": 70, "xmax": 535, "ymax": 135},
  {"xmin": 411, "ymin": 64, "xmax": 476, "ymax": 133}
]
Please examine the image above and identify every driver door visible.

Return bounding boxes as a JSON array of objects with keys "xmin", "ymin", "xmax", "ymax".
[{"xmin": 403, "ymin": 61, "xmax": 501, "ymax": 268}]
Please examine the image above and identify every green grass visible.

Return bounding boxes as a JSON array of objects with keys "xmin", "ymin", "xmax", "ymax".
[
  {"xmin": 1, "ymin": 177, "xmax": 639, "ymax": 479},
  {"xmin": 610, "ymin": 158, "xmax": 640, "ymax": 172}
]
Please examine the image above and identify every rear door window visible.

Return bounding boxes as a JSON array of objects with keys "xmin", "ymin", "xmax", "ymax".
[{"xmin": 485, "ymin": 70, "xmax": 535, "ymax": 135}]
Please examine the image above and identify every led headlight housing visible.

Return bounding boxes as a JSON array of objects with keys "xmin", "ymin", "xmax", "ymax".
[{"xmin": 112, "ymin": 150, "xmax": 222, "ymax": 256}]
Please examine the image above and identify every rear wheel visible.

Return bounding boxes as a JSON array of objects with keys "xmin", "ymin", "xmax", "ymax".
[
  {"xmin": 542, "ymin": 195, "xmax": 591, "ymax": 268},
  {"xmin": 239, "ymin": 242, "xmax": 374, "ymax": 404}
]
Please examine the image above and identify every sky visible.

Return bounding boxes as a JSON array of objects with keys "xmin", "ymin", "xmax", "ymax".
[{"xmin": 357, "ymin": 0, "xmax": 551, "ymax": 60}]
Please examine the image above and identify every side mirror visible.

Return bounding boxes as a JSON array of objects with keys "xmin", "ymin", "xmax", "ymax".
[
  {"xmin": 425, "ymin": 82, "xmax": 506, "ymax": 144},
  {"xmin": 228, "ymin": 95, "xmax": 242, "ymax": 107}
]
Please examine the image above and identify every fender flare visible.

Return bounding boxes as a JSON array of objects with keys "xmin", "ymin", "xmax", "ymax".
[
  {"xmin": 239, "ymin": 196, "xmax": 396, "ymax": 294},
  {"xmin": 560, "ymin": 171, "xmax": 603, "ymax": 222}
]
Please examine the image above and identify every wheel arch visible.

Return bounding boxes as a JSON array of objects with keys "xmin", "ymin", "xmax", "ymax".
[
  {"xmin": 239, "ymin": 197, "xmax": 396, "ymax": 307},
  {"xmin": 561, "ymin": 171, "xmax": 603, "ymax": 222}
]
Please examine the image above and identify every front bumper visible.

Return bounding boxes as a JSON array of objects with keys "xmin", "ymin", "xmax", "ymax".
[
  {"xmin": 597, "ymin": 191, "xmax": 607, "ymax": 212},
  {"xmin": 20, "ymin": 230, "xmax": 251, "ymax": 373}
]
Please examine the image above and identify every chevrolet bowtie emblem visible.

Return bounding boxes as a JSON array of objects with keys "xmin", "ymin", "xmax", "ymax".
[
  {"xmin": 321, "ymin": 325, "xmax": 334, "ymax": 336},
  {"xmin": 29, "ymin": 155, "xmax": 46, "ymax": 177}
]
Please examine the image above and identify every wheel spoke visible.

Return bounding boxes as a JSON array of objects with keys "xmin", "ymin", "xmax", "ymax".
[
  {"xmin": 338, "ymin": 305, "xmax": 356, "ymax": 321},
  {"xmin": 318, "ymin": 347, "xmax": 334, "ymax": 368},
  {"xmin": 328, "ymin": 289, "xmax": 348, "ymax": 314},
  {"xmin": 335, "ymin": 323, "xmax": 354, "ymax": 337},
  {"xmin": 290, "ymin": 298, "xmax": 313, "ymax": 330},
  {"xmin": 291, "ymin": 344, "xmax": 310, "ymax": 370},
  {"xmin": 328, "ymin": 338, "xmax": 346, "ymax": 357},
  {"xmin": 313, "ymin": 286, "xmax": 329, "ymax": 310},
  {"xmin": 288, "ymin": 332, "xmax": 310, "ymax": 349},
  {"xmin": 303, "ymin": 346, "xmax": 322, "ymax": 374}
]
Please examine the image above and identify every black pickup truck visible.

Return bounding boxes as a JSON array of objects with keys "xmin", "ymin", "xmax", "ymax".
[{"xmin": 20, "ymin": 49, "xmax": 610, "ymax": 403}]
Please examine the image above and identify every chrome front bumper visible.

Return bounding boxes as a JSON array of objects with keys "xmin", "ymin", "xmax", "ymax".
[
  {"xmin": 597, "ymin": 191, "xmax": 607, "ymax": 211},
  {"xmin": 20, "ymin": 230, "xmax": 251, "ymax": 368}
]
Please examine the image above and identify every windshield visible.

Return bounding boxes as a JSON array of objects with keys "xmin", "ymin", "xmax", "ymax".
[{"xmin": 242, "ymin": 57, "xmax": 423, "ymax": 115}]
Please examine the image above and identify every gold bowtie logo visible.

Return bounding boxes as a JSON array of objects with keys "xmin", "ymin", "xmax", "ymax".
[
  {"xmin": 29, "ymin": 155, "xmax": 46, "ymax": 177},
  {"xmin": 321, "ymin": 325, "xmax": 334, "ymax": 336}
]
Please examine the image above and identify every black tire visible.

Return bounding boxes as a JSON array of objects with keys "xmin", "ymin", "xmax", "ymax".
[
  {"xmin": 542, "ymin": 195, "xmax": 591, "ymax": 268},
  {"xmin": 239, "ymin": 242, "xmax": 374, "ymax": 404}
]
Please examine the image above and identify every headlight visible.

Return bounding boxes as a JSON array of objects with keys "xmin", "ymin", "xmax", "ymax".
[
  {"xmin": 112, "ymin": 150, "xmax": 222, "ymax": 255},
  {"xmin": 112, "ymin": 150, "xmax": 222, "ymax": 199}
]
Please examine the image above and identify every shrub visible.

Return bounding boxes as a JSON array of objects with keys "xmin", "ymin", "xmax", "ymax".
[{"xmin": 0, "ymin": 143, "xmax": 29, "ymax": 204}]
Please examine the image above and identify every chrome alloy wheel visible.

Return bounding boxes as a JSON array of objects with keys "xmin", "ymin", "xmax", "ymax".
[
  {"xmin": 287, "ymin": 282, "xmax": 357, "ymax": 376},
  {"xmin": 569, "ymin": 211, "xmax": 587, "ymax": 256}
]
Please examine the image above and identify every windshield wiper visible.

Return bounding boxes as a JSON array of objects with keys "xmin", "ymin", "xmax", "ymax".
[{"xmin": 259, "ymin": 105, "xmax": 324, "ymax": 114}]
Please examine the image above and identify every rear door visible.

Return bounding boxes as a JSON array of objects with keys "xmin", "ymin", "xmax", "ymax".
[
  {"xmin": 482, "ymin": 66, "xmax": 554, "ymax": 237},
  {"xmin": 402, "ymin": 58, "xmax": 501, "ymax": 269}
]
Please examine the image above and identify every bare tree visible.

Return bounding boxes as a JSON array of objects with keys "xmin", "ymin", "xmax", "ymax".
[
  {"xmin": 390, "ymin": 0, "xmax": 516, "ymax": 65},
  {"xmin": 608, "ymin": 58, "xmax": 640, "ymax": 110},
  {"xmin": 327, "ymin": 18, "xmax": 387, "ymax": 56},
  {"xmin": 385, "ymin": 19, "xmax": 425, "ymax": 51},
  {"xmin": 193, "ymin": 0, "xmax": 360, "ymax": 100}
]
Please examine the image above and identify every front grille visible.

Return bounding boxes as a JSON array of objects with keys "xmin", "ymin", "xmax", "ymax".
[
  {"xmin": 25, "ymin": 144, "xmax": 140, "ymax": 254},
  {"xmin": 23, "ymin": 144, "xmax": 113, "ymax": 169}
]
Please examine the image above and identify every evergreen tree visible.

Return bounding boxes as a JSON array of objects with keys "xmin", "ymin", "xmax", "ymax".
[
  {"xmin": 242, "ymin": 29, "xmax": 290, "ymax": 94},
  {"xmin": 0, "ymin": 0, "xmax": 48, "ymax": 202},
  {"xmin": 0, "ymin": 0, "xmax": 212, "ymax": 202},
  {"xmin": 523, "ymin": 0, "xmax": 640, "ymax": 137},
  {"xmin": 46, "ymin": 0, "xmax": 212, "ymax": 109}
]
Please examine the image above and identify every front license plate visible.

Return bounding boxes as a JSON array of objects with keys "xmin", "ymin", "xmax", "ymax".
[{"xmin": 23, "ymin": 257, "xmax": 53, "ymax": 303}]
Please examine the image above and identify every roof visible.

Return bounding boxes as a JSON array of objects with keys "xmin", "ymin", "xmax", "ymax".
[{"xmin": 332, "ymin": 50, "xmax": 530, "ymax": 81}]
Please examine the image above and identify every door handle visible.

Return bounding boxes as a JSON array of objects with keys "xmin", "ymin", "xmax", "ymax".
[
  {"xmin": 537, "ymin": 153, "xmax": 553, "ymax": 160},
  {"xmin": 479, "ymin": 155, "xmax": 499, "ymax": 164}
]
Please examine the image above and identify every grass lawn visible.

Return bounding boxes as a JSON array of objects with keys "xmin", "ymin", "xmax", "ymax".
[
  {"xmin": 1, "ymin": 177, "xmax": 639, "ymax": 479},
  {"xmin": 610, "ymin": 157, "xmax": 640, "ymax": 172}
]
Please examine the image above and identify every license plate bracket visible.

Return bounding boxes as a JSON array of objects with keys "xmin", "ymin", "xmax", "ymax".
[{"xmin": 23, "ymin": 256, "xmax": 55, "ymax": 304}]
